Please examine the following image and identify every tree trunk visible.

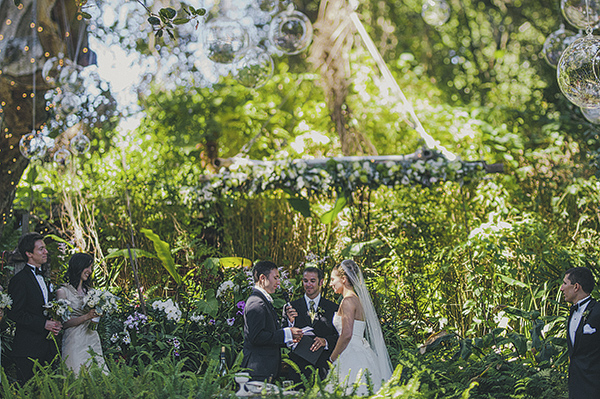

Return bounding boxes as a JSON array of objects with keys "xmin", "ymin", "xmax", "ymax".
[{"xmin": 0, "ymin": 0, "xmax": 91, "ymax": 236}]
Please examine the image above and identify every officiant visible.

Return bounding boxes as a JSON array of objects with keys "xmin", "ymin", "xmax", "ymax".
[{"xmin": 286, "ymin": 266, "xmax": 338, "ymax": 384}]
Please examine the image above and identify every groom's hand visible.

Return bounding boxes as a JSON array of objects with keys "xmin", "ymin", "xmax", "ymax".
[
  {"xmin": 290, "ymin": 327, "xmax": 303, "ymax": 342},
  {"xmin": 45, "ymin": 320, "xmax": 62, "ymax": 335},
  {"xmin": 286, "ymin": 306, "xmax": 298, "ymax": 323}
]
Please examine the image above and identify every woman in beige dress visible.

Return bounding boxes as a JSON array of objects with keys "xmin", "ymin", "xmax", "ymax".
[{"xmin": 56, "ymin": 253, "xmax": 107, "ymax": 374}]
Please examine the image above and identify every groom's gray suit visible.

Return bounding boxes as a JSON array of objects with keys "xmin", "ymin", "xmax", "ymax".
[{"xmin": 242, "ymin": 288, "xmax": 287, "ymax": 381}]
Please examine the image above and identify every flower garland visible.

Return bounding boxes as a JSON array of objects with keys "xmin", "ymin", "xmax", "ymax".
[{"xmin": 188, "ymin": 150, "xmax": 489, "ymax": 204}]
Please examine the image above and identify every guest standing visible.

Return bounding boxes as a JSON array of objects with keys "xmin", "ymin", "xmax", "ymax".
[
  {"xmin": 286, "ymin": 266, "xmax": 338, "ymax": 384},
  {"xmin": 560, "ymin": 267, "xmax": 600, "ymax": 398}
]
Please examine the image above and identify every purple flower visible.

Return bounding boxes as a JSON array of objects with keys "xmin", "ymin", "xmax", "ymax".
[
  {"xmin": 209, "ymin": 319, "xmax": 215, "ymax": 325},
  {"xmin": 227, "ymin": 317, "xmax": 235, "ymax": 326},
  {"xmin": 237, "ymin": 301, "xmax": 245, "ymax": 310}
]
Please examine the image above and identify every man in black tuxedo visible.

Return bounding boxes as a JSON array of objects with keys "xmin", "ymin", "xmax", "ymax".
[
  {"xmin": 286, "ymin": 266, "xmax": 339, "ymax": 384},
  {"xmin": 561, "ymin": 266, "xmax": 600, "ymax": 399},
  {"xmin": 8, "ymin": 233, "xmax": 62, "ymax": 384},
  {"xmin": 242, "ymin": 260, "xmax": 303, "ymax": 382}
]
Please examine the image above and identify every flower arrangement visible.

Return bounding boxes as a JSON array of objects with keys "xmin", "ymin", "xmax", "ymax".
[
  {"xmin": 84, "ymin": 289, "xmax": 120, "ymax": 330},
  {"xmin": 151, "ymin": 298, "xmax": 182, "ymax": 322},
  {"xmin": 186, "ymin": 150, "xmax": 487, "ymax": 205},
  {"xmin": 84, "ymin": 289, "xmax": 120, "ymax": 316},
  {"xmin": 43, "ymin": 298, "xmax": 72, "ymax": 339},
  {"xmin": 44, "ymin": 298, "xmax": 72, "ymax": 321},
  {"xmin": 0, "ymin": 292, "xmax": 13, "ymax": 310}
]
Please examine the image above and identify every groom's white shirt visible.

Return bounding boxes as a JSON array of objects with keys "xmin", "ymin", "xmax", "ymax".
[{"xmin": 28, "ymin": 263, "xmax": 48, "ymax": 305}]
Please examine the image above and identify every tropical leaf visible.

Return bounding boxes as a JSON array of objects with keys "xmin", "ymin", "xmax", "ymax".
[
  {"xmin": 288, "ymin": 197, "xmax": 311, "ymax": 218},
  {"xmin": 320, "ymin": 193, "xmax": 347, "ymax": 224},
  {"xmin": 105, "ymin": 248, "xmax": 157, "ymax": 260},
  {"xmin": 220, "ymin": 257, "xmax": 253, "ymax": 268},
  {"xmin": 341, "ymin": 238, "xmax": 385, "ymax": 257},
  {"xmin": 140, "ymin": 228, "xmax": 182, "ymax": 285}
]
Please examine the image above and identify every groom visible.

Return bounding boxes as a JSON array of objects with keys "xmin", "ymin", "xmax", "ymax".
[
  {"xmin": 560, "ymin": 267, "xmax": 600, "ymax": 398},
  {"xmin": 8, "ymin": 233, "xmax": 62, "ymax": 384},
  {"xmin": 242, "ymin": 260, "xmax": 303, "ymax": 382},
  {"xmin": 286, "ymin": 266, "xmax": 338, "ymax": 383}
]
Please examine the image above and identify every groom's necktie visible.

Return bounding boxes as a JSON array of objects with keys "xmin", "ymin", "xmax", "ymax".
[{"xmin": 309, "ymin": 300, "xmax": 316, "ymax": 322}]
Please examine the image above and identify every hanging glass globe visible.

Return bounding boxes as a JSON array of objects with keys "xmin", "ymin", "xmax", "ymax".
[
  {"xmin": 57, "ymin": 91, "xmax": 82, "ymax": 117},
  {"xmin": 19, "ymin": 131, "xmax": 47, "ymax": 160},
  {"xmin": 557, "ymin": 34, "xmax": 600, "ymax": 108},
  {"xmin": 253, "ymin": 0, "xmax": 279, "ymax": 16},
  {"xmin": 543, "ymin": 25, "xmax": 579, "ymax": 68},
  {"xmin": 269, "ymin": 9, "xmax": 313, "ymax": 55},
  {"xmin": 561, "ymin": 0, "xmax": 600, "ymax": 30},
  {"xmin": 70, "ymin": 134, "xmax": 91, "ymax": 155},
  {"xmin": 53, "ymin": 148, "xmax": 72, "ymax": 165},
  {"xmin": 422, "ymin": 0, "xmax": 451, "ymax": 27},
  {"xmin": 202, "ymin": 17, "xmax": 250, "ymax": 64},
  {"xmin": 581, "ymin": 106, "xmax": 600, "ymax": 123},
  {"xmin": 233, "ymin": 47, "xmax": 274, "ymax": 88}
]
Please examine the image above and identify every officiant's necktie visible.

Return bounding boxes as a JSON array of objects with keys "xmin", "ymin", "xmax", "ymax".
[{"xmin": 309, "ymin": 300, "xmax": 316, "ymax": 322}]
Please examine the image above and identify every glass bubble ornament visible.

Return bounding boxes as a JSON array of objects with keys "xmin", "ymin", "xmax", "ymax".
[
  {"xmin": 53, "ymin": 148, "xmax": 71, "ymax": 166},
  {"xmin": 581, "ymin": 106, "xmax": 600, "ymax": 123},
  {"xmin": 202, "ymin": 17, "xmax": 249, "ymax": 64},
  {"xmin": 422, "ymin": 0, "xmax": 451, "ymax": 27},
  {"xmin": 56, "ymin": 91, "xmax": 82, "ymax": 117},
  {"xmin": 543, "ymin": 24, "xmax": 579, "ymax": 68},
  {"xmin": 70, "ymin": 134, "xmax": 91, "ymax": 155},
  {"xmin": 269, "ymin": 9, "xmax": 313, "ymax": 55},
  {"xmin": 557, "ymin": 34, "xmax": 600, "ymax": 108},
  {"xmin": 19, "ymin": 131, "xmax": 47, "ymax": 160},
  {"xmin": 253, "ymin": 0, "xmax": 280, "ymax": 16},
  {"xmin": 561, "ymin": 0, "xmax": 600, "ymax": 30},
  {"xmin": 233, "ymin": 47, "xmax": 274, "ymax": 88}
]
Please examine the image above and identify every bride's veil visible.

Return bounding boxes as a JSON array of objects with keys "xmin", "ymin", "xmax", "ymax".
[{"xmin": 340, "ymin": 259, "xmax": 393, "ymax": 380}]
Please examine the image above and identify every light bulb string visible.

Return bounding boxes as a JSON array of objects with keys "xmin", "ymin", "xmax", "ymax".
[{"xmin": 32, "ymin": 0, "xmax": 37, "ymax": 132}]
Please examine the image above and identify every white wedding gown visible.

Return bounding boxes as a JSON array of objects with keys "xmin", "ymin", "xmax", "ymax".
[
  {"xmin": 58, "ymin": 285, "xmax": 107, "ymax": 374},
  {"xmin": 330, "ymin": 313, "xmax": 385, "ymax": 395}
]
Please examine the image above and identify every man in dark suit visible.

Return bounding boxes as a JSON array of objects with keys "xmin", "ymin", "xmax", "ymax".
[
  {"xmin": 560, "ymin": 266, "xmax": 600, "ymax": 399},
  {"xmin": 286, "ymin": 266, "xmax": 339, "ymax": 384},
  {"xmin": 242, "ymin": 260, "xmax": 303, "ymax": 382},
  {"xmin": 8, "ymin": 233, "xmax": 62, "ymax": 384}
]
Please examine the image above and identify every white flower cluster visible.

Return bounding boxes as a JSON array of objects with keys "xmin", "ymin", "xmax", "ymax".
[
  {"xmin": 151, "ymin": 298, "xmax": 182, "ymax": 322},
  {"xmin": 84, "ymin": 289, "xmax": 119, "ymax": 316},
  {"xmin": 0, "ymin": 292, "xmax": 12, "ymax": 309},
  {"xmin": 43, "ymin": 298, "xmax": 72, "ymax": 321},
  {"xmin": 187, "ymin": 150, "xmax": 486, "ymax": 204},
  {"xmin": 190, "ymin": 313, "xmax": 205, "ymax": 324},
  {"xmin": 216, "ymin": 280, "xmax": 238, "ymax": 298}
]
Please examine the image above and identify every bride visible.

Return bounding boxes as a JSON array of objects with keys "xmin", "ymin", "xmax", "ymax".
[
  {"xmin": 56, "ymin": 253, "xmax": 107, "ymax": 374},
  {"xmin": 328, "ymin": 259, "xmax": 393, "ymax": 395}
]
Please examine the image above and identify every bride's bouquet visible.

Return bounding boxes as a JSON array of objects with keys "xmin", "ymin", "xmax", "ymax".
[
  {"xmin": 43, "ymin": 298, "xmax": 72, "ymax": 339},
  {"xmin": 84, "ymin": 289, "xmax": 119, "ymax": 330}
]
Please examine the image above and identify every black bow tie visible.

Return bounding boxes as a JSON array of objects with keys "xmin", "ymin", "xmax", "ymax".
[
  {"xmin": 570, "ymin": 297, "xmax": 591, "ymax": 314},
  {"xmin": 31, "ymin": 267, "xmax": 43, "ymax": 276}
]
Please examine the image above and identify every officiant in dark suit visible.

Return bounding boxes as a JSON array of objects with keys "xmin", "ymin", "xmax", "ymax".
[
  {"xmin": 7, "ymin": 233, "xmax": 62, "ymax": 384},
  {"xmin": 286, "ymin": 266, "xmax": 338, "ymax": 384},
  {"xmin": 242, "ymin": 260, "xmax": 303, "ymax": 382},
  {"xmin": 560, "ymin": 266, "xmax": 600, "ymax": 399}
]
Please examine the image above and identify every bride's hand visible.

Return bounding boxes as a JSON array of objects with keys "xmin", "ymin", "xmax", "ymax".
[{"xmin": 87, "ymin": 309, "xmax": 99, "ymax": 320}]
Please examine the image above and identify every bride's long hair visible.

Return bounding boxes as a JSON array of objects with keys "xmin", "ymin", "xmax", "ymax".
[
  {"xmin": 64, "ymin": 253, "xmax": 94, "ymax": 293},
  {"xmin": 337, "ymin": 259, "xmax": 393, "ymax": 379}
]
